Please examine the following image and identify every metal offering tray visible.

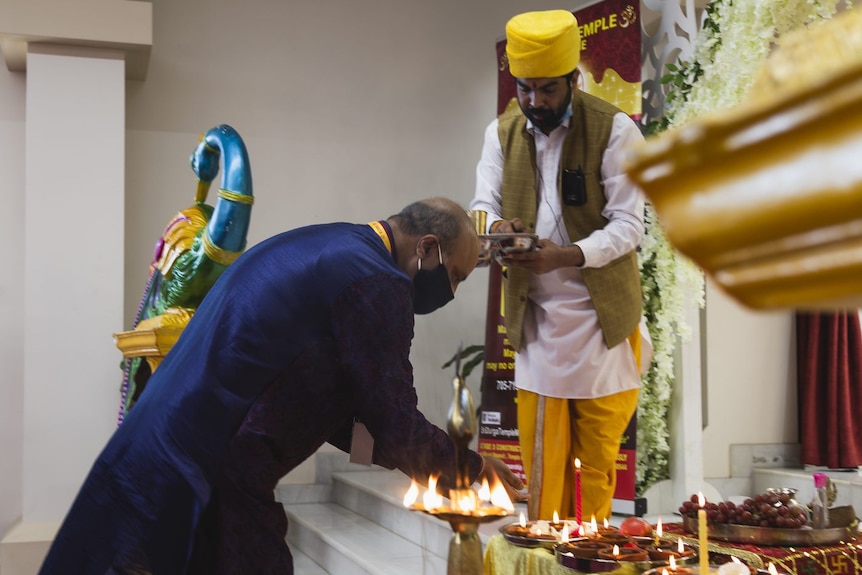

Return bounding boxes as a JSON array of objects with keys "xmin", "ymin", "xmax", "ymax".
[
  {"xmin": 554, "ymin": 536, "xmax": 697, "ymax": 574},
  {"xmin": 682, "ymin": 505, "xmax": 859, "ymax": 547},
  {"xmin": 478, "ymin": 233, "xmax": 538, "ymax": 264},
  {"xmin": 499, "ymin": 521, "xmax": 577, "ymax": 550}
]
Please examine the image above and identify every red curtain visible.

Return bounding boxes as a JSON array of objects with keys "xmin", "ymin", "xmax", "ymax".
[{"xmin": 797, "ymin": 311, "xmax": 862, "ymax": 468}]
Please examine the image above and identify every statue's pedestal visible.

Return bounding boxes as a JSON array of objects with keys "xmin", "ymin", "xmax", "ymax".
[{"xmin": 114, "ymin": 307, "xmax": 193, "ymax": 373}]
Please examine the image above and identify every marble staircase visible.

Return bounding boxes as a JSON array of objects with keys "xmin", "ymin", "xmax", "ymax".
[
  {"xmin": 278, "ymin": 453, "xmax": 521, "ymax": 575},
  {"xmin": 278, "ymin": 453, "xmax": 862, "ymax": 575}
]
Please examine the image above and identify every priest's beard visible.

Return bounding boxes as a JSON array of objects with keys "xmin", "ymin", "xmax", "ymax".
[{"xmin": 521, "ymin": 84, "xmax": 573, "ymax": 133}]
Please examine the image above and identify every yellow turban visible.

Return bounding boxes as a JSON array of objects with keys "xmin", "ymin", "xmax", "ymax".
[{"xmin": 505, "ymin": 10, "xmax": 580, "ymax": 79}]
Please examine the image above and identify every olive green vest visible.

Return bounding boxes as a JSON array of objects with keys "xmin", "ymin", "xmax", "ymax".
[{"xmin": 497, "ymin": 90, "xmax": 642, "ymax": 351}]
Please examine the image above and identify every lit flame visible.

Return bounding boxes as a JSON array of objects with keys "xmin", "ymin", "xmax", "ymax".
[
  {"xmin": 455, "ymin": 490, "xmax": 477, "ymax": 512},
  {"xmin": 768, "ymin": 564, "xmax": 778, "ymax": 575},
  {"xmin": 477, "ymin": 478, "xmax": 491, "ymax": 502},
  {"xmin": 698, "ymin": 491, "xmax": 705, "ymax": 507},
  {"xmin": 657, "ymin": 516, "xmax": 663, "ymax": 538},
  {"xmin": 490, "ymin": 477, "xmax": 515, "ymax": 511},
  {"xmin": 422, "ymin": 475, "xmax": 443, "ymax": 510},
  {"xmin": 403, "ymin": 480, "xmax": 419, "ymax": 507},
  {"xmin": 578, "ymin": 523, "xmax": 586, "ymax": 537},
  {"xmin": 677, "ymin": 538, "xmax": 685, "ymax": 553},
  {"xmin": 603, "ymin": 517, "xmax": 610, "ymax": 529},
  {"xmin": 553, "ymin": 510, "xmax": 560, "ymax": 524},
  {"xmin": 669, "ymin": 555, "xmax": 677, "ymax": 570},
  {"xmin": 519, "ymin": 511, "xmax": 527, "ymax": 528},
  {"xmin": 612, "ymin": 544, "xmax": 620, "ymax": 556},
  {"xmin": 575, "ymin": 457, "xmax": 581, "ymax": 470},
  {"xmin": 590, "ymin": 515, "xmax": 598, "ymax": 532},
  {"xmin": 561, "ymin": 523, "xmax": 570, "ymax": 542}
]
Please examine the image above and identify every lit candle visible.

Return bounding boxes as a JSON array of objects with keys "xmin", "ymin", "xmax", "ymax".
[
  {"xmin": 574, "ymin": 457, "xmax": 583, "ymax": 525},
  {"xmin": 698, "ymin": 492, "xmax": 708, "ymax": 575},
  {"xmin": 768, "ymin": 564, "xmax": 778, "ymax": 575},
  {"xmin": 678, "ymin": 538, "xmax": 685, "ymax": 553},
  {"xmin": 655, "ymin": 516, "xmax": 663, "ymax": 546}
]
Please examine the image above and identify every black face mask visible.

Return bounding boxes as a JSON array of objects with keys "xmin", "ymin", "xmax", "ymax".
[{"xmin": 413, "ymin": 245, "xmax": 454, "ymax": 315}]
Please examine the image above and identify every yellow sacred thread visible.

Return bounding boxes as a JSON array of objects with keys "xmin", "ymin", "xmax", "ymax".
[{"xmin": 217, "ymin": 189, "xmax": 254, "ymax": 205}]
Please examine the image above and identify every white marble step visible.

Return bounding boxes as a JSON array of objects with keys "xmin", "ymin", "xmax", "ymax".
[
  {"xmin": 280, "ymin": 463, "xmax": 523, "ymax": 575},
  {"xmin": 334, "ymin": 468, "xmax": 527, "ymax": 545},
  {"xmin": 284, "ymin": 500, "xmax": 448, "ymax": 575},
  {"xmin": 292, "ymin": 547, "xmax": 330, "ymax": 575}
]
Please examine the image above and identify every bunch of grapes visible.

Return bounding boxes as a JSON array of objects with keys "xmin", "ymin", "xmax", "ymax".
[{"xmin": 678, "ymin": 492, "xmax": 810, "ymax": 529}]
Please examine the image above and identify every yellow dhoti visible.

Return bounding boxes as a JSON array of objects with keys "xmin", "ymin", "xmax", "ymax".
[{"xmin": 518, "ymin": 328, "xmax": 643, "ymax": 521}]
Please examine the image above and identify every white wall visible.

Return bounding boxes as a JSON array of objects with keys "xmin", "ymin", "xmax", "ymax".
[
  {"xmin": 702, "ymin": 281, "xmax": 797, "ymax": 478},
  {"xmin": 0, "ymin": 0, "xmax": 802, "ymax": 539}
]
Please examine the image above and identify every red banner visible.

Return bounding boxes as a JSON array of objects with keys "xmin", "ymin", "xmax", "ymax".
[
  {"xmin": 476, "ymin": 262, "xmax": 524, "ymax": 484},
  {"xmin": 484, "ymin": 0, "xmax": 643, "ymax": 513}
]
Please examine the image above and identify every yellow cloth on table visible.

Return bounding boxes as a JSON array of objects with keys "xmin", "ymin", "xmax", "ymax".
[{"xmin": 484, "ymin": 534, "xmax": 572, "ymax": 575}]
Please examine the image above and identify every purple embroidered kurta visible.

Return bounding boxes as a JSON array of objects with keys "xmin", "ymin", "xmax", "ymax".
[{"xmin": 40, "ymin": 222, "xmax": 482, "ymax": 575}]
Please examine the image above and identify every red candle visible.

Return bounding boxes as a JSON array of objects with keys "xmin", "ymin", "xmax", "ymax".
[{"xmin": 574, "ymin": 457, "xmax": 583, "ymax": 525}]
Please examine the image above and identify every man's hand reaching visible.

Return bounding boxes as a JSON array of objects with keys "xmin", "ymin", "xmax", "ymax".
[{"xmin": 481, "ymin": 456, "xmax": 528, "ymax": 503}]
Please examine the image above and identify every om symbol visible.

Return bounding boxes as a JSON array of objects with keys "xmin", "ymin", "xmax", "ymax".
[{"xmin": 620, "ymin": 5, "xmax": 637, "ymax": 28}]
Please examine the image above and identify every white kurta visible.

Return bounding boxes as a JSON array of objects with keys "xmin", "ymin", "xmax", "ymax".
[{"xmin": 470, "ymin": 110, "xmax": 648, "ymax": 399}]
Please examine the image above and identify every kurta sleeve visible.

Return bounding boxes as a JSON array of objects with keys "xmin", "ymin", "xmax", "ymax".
[
  {"xmin": 330, "ymin": 273, "xmax": 482, "ymax": 490},
  {"xmin": 470, "ymin": 119, "xmax": 505, "ymax": 233}
]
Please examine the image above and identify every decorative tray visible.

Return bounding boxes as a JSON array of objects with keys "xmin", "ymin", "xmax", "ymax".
[
  {"xmin": 681, "ymin": 505, "xmax": 859, "ymax": 547},
  {"xmin": 478, "ymin": 233, "xmax": 538, "ymax": 264},
  {"xmin": 499, "ymin": 521, "xmax": 579, "ymax": 549},
  {"xmin": 643, "ymin": 566, "xmax": 774, "ymax": 575},
  {"xmin": 555, "ymin": 537, "xmax": 696, "ymax": 574}
]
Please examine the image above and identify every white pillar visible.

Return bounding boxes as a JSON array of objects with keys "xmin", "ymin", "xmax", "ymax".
[
  {"xmin": 23, "ymin": 44, "xmax": 126, "ymax": 523},
  {"xmin": 0, "ymin": 3, "xmax": 151, "ymax": 573},
  {"xmin": 670, "ymin": 292, "xmax": 708, "ymax": 506}
]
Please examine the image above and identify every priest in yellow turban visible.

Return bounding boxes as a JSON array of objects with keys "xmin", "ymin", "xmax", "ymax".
[{"xmin": 470, "ymin": 9, "xmax": 649, "ymax": 522}]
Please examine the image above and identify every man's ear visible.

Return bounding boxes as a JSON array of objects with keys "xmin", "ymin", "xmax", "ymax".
[{"xmin": 417, "ymin": 235, "xmax": 439, "ymax": 258}]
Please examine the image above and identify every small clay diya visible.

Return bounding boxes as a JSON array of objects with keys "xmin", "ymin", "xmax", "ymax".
[
  {"xmin": 597, "ymin": 532, "xmax": 632, "ymax": 547},
  {"xmin": 647, "ymin": 546, "xmax": 697, "ymax": 562},
  {"xmin": 598, "ymin": 546, "xmax": 650, "ymax": 562},
  {"xmin": 566, "ymin": 540, "xmax": 613, "ymax": 559}
]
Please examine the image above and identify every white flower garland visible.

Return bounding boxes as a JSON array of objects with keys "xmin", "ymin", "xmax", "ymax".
[{"xmin": 635, "ymin": 0, "xmax": 843, "ymax": 494}]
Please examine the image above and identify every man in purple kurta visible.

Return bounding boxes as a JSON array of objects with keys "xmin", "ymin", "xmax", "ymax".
[{"xmin": 40, "ymin": 198, "xmax": 522, "ymax": 575}]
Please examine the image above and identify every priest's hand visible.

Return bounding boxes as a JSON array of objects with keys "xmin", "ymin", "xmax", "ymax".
[
  {"xmin": 481, "ymin": 456, "xmax": 528, "ymax": 503},
  {"xmin": 491, "ymin": 218, "xmax": 525, "ymax": 234},
  {"xmin": 503, "ymin": 238, "xmax": 585, "ymax": 274}
]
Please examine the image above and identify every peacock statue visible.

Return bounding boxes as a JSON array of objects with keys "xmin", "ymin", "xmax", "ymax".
[{"xmin": 114, "ymin": 124, "xmax": 254, "ymax": 424}]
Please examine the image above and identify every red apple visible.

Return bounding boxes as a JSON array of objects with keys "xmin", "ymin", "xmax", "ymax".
[{"xmin": 618, "ymin": 516, "xmax": 654, "ymax": 537}]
